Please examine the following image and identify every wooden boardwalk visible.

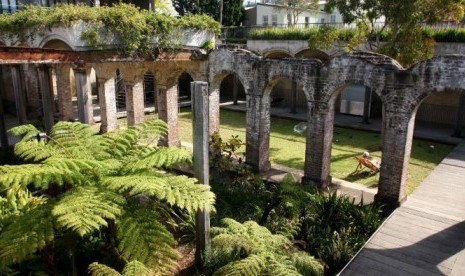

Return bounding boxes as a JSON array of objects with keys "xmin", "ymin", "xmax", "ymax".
[{"xmin": 340, "ymin": 142, "xmax": 465, "ymax": 276}]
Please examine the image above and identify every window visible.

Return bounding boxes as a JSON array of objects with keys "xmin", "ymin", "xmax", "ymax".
[
  {"xmin": 305, "ymin": 17, "xmax": 309, "ymax": 27},
  {"xmin": 321, "ymin": 18, "xmax": 325, "ymax": 24},
  {"xmin": 330, "ymin": 14, "xmax": 336, "ymax": 24},
  {"xmin": 287, "ymin": 14, "xmax": 292, "ymax": 25},
  {"xmin": 272, "ymin": 14, "xmax": 278, "ymax": 26},
  {"xmin": 263, "ymin": 15, "xmax": 269, "ymax": 26}
]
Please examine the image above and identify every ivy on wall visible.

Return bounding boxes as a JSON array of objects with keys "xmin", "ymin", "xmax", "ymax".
[{"xmin": 0, "ymin": 4, "xmax": 220, "ymax": 55}]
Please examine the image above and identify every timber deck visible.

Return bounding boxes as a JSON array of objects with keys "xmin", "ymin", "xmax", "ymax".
[{"xmin": 340, "ymin": 142, "xmax": 465, "ymax": 275}]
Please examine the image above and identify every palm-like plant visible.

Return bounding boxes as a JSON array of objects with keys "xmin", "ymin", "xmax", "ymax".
[{"xmin": 0, "ymin": 120, "xmax": 214, "ymax": 275}]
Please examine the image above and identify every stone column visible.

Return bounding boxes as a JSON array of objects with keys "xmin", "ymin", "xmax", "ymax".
[
  {"xmin": 10, "ymin": 66, "xmax": 28, "ymax": 124},
  {"xmin": 191, "ymin": 81, "xmax": 210, "ymax": 266},
  {"xmin": 290, "ymin": 80, "xmax": 297, "ymax": 114},
  {"xmin": 452, "ymin": 93, "xmax": 465, "ymax": 137},
  {"xmin": 156, "ymin": 84, "xmax": 179, "ymax": 147},
  {"xmin": 55, "ymin": 64, "xmax": 74, "ymax": 121},
  {"xmin": 375, "ymin": 108, "xmax": 415, "ymax": 209},
  {"xmin": 302, "ymin": 101, "xmax": 334, "ymax": 188},
  {"xmin": 362, "ymin": 86, "xmax": 372, "ymax": 124},
  {"xmin": 126, "ymin": 80, "xmax": 145, "ymax": 126},
  {"xmin": 245, "ymin": 93, "xmax": 271, "ymax": 172},
  {"xmin": 98, "ymin": 77, "xmax": 118, "ymax": 132},
  {"xmin": 37, "ymin": 65, "xmax": 54, "ymax": 134},
  {"xmin": 0, "ymin": 66, "xmax": 9, "ymax": 155},
  {"xmin": 208, "ymin": 87, "xmax": 220, "ymax": 134},
  {"xmin": 74, "ymin": 69, "xmax": 94, "ymax": 125}
]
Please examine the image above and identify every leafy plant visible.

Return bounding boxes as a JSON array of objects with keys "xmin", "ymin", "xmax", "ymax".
[
  {"xmin": 298, "ymin": 192, "xmax": 382, "ymax": 275},
  {"xmin": 0, "ymin": 120, "xmax": 214, "ymax": 274},
  {"xmin": 205, "ymin": 218, "xmax": 324, "ymax": 276}
]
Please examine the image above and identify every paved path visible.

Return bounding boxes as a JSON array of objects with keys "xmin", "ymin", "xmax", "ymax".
[{"xmin": 340, "ymin": 142, "xmax": 465, "ymax": 275}]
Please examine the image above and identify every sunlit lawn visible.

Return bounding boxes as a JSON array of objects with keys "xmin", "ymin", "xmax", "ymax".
[{"xmin": 154, "ymin": 108, "xmax": 453, "ymax": 194}]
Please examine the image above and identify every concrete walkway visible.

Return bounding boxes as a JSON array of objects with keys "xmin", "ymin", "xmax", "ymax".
[{"xmin": 340, "ymin": 142, "xmax": 465, "ymax": 275}]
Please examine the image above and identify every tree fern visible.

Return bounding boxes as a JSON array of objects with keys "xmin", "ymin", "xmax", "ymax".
[
  {"xmin": 52, "ymin": 186, "xmax": 125, "ymax": 236},
  {"xmin": 8, "ymin": 124, "xmax": 39, "ymax": 142},
  {"xmin": 209, "ymin": 219, "xmax": 324, "ymax": 276},
  {"xmin": 116, "ymin": 204, "xmax": 179, "ymax": 274},
  {"xmin": 0, "ymin": 202, "xmax": 54, "ymax": 267},
  {"xmin": 124, "ymin": 147, "xmax": 192, "ymax": 172}
]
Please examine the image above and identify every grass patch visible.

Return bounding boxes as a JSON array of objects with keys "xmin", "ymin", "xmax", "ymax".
[{"xmin": 176, "ymin": 108, "xmax": 452, "ymax": 194}]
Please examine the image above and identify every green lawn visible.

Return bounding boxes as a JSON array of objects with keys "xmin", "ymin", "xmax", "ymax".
[{"xmin": 178, "ymin": 108, "xmax": 452, "ymax": 194}]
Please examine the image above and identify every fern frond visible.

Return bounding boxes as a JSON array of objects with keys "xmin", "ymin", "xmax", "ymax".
[
  {"xmin": 290, "ymin": 251, "xmax": 324, "ymax": 276},
  {"xmin": 0, "ymin": 164, "xmax": 80, "ymax": 190},
  {"xmin": 88, "ymin": 262, "xmax": 121, "ymax": 276},
  {"xmin": 8, "ymin": 124, "xmax": 39, "ymax": 142},
  {"xmin": 101, "ymin": 129, "xmax": 140, "ymax": 158},
  {"xmin": 213, "ymin": 254, "xmax": 265, "ymax": 276},
  {"xmin": 103, "ymin": 175, "xmax": 214, "ymax": 213},
  {"xmin": 52, "ymin": 187, "xmax": 125, "ymax": 236},
  {"xmin": 117, "ymin": 204, "xmax": 179, "ymax": 274},
  {"xmin": 133, "ymin": 120, "xmax": 167, "ymax": 143},
  {"xmin": 13, "ymin": 140, "xmax": 55, "ymax": 162},
  {"xmin": 265, "ymin": 253, "xmax": 300, "ymax": 276},
  {"xmin": 44, "ymin": 158, "xmax": 119, "ymax": 177},
  {"xmin": 0, "ymin": 202, "xmax": 54, "ymax": 267},
  {"xmin": 124, "ymin": 147, "xmax": 192, "ymax": 172},
  {"xmin": 121, "ymin": 260, "xmax": 150, "ymax": 276}
]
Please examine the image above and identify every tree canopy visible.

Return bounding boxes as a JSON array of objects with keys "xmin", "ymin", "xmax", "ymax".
[
  {"xmin": 318, "ymin": 0, "xmax": 465, "ymax": 65},
  {"xmin": 274, "ymin": 0, "xmax": 319, "ymax": 26},
  {"xmin": 172, "ymin": 0, "xmax": 244, "ymax": 26}
]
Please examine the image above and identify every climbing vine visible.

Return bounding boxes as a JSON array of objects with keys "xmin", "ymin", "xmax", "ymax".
[{"xmin": 0, "ymin": 4, "xmax": 220, "ymax": 55}]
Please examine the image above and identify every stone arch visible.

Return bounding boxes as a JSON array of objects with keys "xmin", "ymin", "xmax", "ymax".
[
  {"xmin": 39, "ymin": 36, "xmax": 74, "ymax": 50},
  {"xmin": 295, "ymin": 49, "xmax": 330, "ymax": 61},
  {"xmin": 264, "ymin": 50, "xmax": 293, "ymax": 59},
  {"xmin": 178, "ymin": 71, "xmax": 194, "ymax": 103},
  {"xmin": 115, "ymin": 68, "xmax": 126, "ymax": 113},
  {"xmin": 211, "ymin": 70, "xmax": 250, "ymax": 97}
]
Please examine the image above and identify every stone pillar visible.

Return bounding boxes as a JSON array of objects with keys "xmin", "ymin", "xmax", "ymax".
[
  {"xmin": 290, "ymin": 80, "xmax": 297, "ymax": 114},
  {"xmin": 375, "ymin": 109, "xmax": 415, "ymax": 209},
  {"xmin": 191, "ymin": 81, "xmax": 210, "ymax": 266},
  {"xmin": 74, "ymin": 69, "xmax": 94, "ymax": 125},
  {"xmin": 10, "ymin": 66, "xmax": 28, "ymax": 124},
  {"xmin": 208, "ymin": 87, "xmax": 220, "ymax": 134},
  {"xmin": 55, "ymin": 64, "xmax": 74, "ymax": 121},
  {"xmin": 452, "ymin": 93, "xmax": 465, "ymax": 137},
  {"xmin": 362, "ymin": 86, "xmax": 372, "ymax": 124},
  {"xmin": 245, "ymin": 93, "xmax": 271, "ymax": 172},
  {"xmin": 0, "ymin": 66, "xmax": 9, "ymax": 155},
  {"xmin": 126, "ymin": 80, "xmax": 145, "ymax": 126},
  {"xmin": 233, "ymin": 74, "xmax": 239, "ymax": 105},
  {"xmin": 37, "ymin": 65, "xmax": 54, "ymax": 134},
  {"xmin": 157, "ymin": 84, "xmax": 179, "ymax": 147},
  {"xmin": 302, "ymin": 101, "xmax": 333, "ymax": 188},
  {"xmin": 98, "ymin": 77, "xmax": 118, "ymax": 132}
]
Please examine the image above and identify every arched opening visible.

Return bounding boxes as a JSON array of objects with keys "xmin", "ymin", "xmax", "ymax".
[
  {"xmin": 89, "ymin": 68, "xmax": 99, "ymax": 122},
  {"xmin": 42, "ymin": 39, "xmax": 73, "ymax": 51},
  {"xmin": 269, "ymin": 77, "xmax": 307, "ymax": 117},
  {"xmin": 295, "ymin": 49, "xmax": 330, "ymax": 61},
  {"xmin": 328, "ymin": 83, "xmax": 383, "ymax": 189},
  {"xmin": 115, "ymin": 69, "xmax": 125, "ymax": 112},
  {"xmin": 219, "ymin": 73, "xmax": 246, "ymax": 105},
  {"xmin": 143, "ymin": 71, "xmax": 156, "ymax": 112},
  {"xmin": 177, "ymin": 72, "xmax": 194, "ymax": 147},
  {"xmin": 265, "ymin": 50, "xmax": 293, "ymax": 59}
]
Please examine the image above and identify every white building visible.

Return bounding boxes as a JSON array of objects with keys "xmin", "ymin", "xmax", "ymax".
[{"xmin": 243, "ymin": 0, "xmax": 343, "ymax": 27}]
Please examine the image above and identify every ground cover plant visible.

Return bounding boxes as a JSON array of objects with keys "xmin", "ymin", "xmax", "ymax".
[
  {"xmin": 0, "ymin": 120, "xmax": 214, "ymax": 275},
  {"xmin": 177, "ymin": 108, "xmax": 453, "ymax": 193}
]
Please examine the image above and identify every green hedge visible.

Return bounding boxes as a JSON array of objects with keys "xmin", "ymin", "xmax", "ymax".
[{"xmin": 249, "ymin": 26, "xmax": 465, "ymax": 43}]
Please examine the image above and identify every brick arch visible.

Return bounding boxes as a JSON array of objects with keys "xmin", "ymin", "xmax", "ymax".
[
  {"xmin": 39, "ymin": 36, "xmax": 74, "ymax": 50},
  {"xmin": 295, "ymin": 48, "xmax": 330, "ymax": 61},
  {"xmin": 263, "ymin": 74, "xmax": 309, "ymax": 102},
  {"xmin": 263, "ymin": 49, "xmax": 293, "ymax": 59},
  {"xmin": 210, "ymin": 70, "xmax": 250, "ymax": 95}
]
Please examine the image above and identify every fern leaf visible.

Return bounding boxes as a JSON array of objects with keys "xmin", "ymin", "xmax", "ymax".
[
  {"xmin": 103, "ymin": 175, "xmax": 214, "ymax": 213},
  {"xmin": 52, "ymin": 187, "xmax": 125, "ymax": 236},
  {"xmin": 0, "ymin": 164, "xmax": 80, "ymax": 190},
  {"xmin": 125, "ymin": 147, "xmax": 192, "ymax": 171},
  {"xmin": 88, "ymin": 262, "xmax": 121, "ymax": 276},
  {"xmin": 44, "ymin": 158, "xmax": 118, "ymax": 177},
  {"xmin": 8, "ymin": 124, "xmax": 39, "ymax": 142},
  {"xmin": 290, "ymin": 251, "xmax": 324, "ymax": 276},
  {"xmin": 214, "ymin": 254, "xmax": 265, "ymax": 276},
  {"xmin": 13, "ymin": 140, "xmax": 55, "ymax": 162},
  {"xmin": 117, "ymin": 204, "xmax": 179, "ymax": 274},
  {"xmin": 0, "ymin": 202, "xmax": 54, "ymax": 267},
  {"xmin": 121, "ymin": 261, "xmax": 150, "ymax": 276}
]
